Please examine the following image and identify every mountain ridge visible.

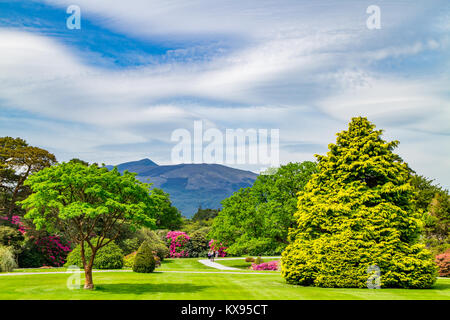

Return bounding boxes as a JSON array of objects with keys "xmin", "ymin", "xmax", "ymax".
[{"xmin": 106, "ymin": 158, "xmax": 258, "ymax": 217}]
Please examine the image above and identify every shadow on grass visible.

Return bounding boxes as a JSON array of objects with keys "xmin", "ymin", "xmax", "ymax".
[
  {"xmin": 432, "ymin": 282, "xmax": 450, "ymax": 290},
  {"xmin": 95, "ymin": 283, "xmax": 211, "ymax": 295}
]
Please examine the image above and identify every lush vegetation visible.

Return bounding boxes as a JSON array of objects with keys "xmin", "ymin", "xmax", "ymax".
[
  {"xmin": 133, "ymin": 240, "xmax": 156, "ymax": 273},
  {"xmin": 65, "ymin": 239, "xmax": 124, "ymax": 270},
  {"xmin": 20, "ymin": 162, "xmax": 161, "ymax": 289},
  {"xmin": 282, "ymin": 117, "xmax": 438, "ymax": 288},
  {"xmin": 209, "ymin": 161, "xmax": 317, "ymax": 256},
  {"xmin": 0, "ymin": 258, "xmax": 448, "ymax": 300}
]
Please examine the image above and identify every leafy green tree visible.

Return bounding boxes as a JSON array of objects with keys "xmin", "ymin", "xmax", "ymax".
[
  {"xmin": 0, "ymin": 137, "xmax": 56, "ymax": 220},
  {"xmin": 20, "ymin": 162, "xmax": 159, "ymax": 289},
  {"xmin": 411, "ymin": 175, "xmax": 450, "ymax": 255},
  {"xmin": 151, "ymin": 188, "xmax": 183, "ymax": 230},
  {"xmin": 210, "ymin": 161, "xmax": 317, "ymax": 256},
  {"xmin": 282, "ymin": 117, "xmax": 437, "ymax": 288}
]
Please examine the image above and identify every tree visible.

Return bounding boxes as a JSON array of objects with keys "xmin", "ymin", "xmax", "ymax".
[
  {"xmin": 20, "ymin": 162, "xmax": 159, "ymax": 289},
  {"xmin": 192, "ymin": 207, "xmax": 219, "ymax": 221},
  {"xmin": 209, "ymin": 161, "xmax": 317, "ymax": 256},
  {"xmin": 281, "ymin": 117, "xmax": 438, "ymax": 288},
  {"xmin": 0, "ymin": 137, "xmax": 56, "ymax": 221},
  {"xmin": 410, "ymin": 175, "xmax": 450, "ymax": 255},
  {"xmin": 150, "ymin": 188, "xmax": 182, "ymax": 230}
]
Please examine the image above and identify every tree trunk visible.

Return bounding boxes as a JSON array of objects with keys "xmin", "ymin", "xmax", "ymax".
[{"xmin": 84, "ymin": 266, "xmax": 94, "ymax": 290}]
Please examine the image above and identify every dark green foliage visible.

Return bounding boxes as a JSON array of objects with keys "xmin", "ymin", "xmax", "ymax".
[
  {"xmin": 282, "ymin": 117, "xmax": 438, "ymax": 288},
  {"xmin": 0, "ymin": 225, "xmax": 24, "ymax": 254},
  {"xmin": 18, "ymin": 239, "xmax": 45, "ymax": 268},
  {"xmin": 192, "ymin": 207, "xmax": 219, "ymax": 221},
  {"xmin": 210, "ymin": 161, "xmax": 317, "ymax": 256},
  {"xmin": 186, "ymin": 227, "xmax": 210, "ymax": 257},
  {"xmin": 65, "ymin": 239, "xmax": 123, "ymax": 269},
  {"xmin": 133, "ymin": 240, "xmax": 156, "ymax": 273}
]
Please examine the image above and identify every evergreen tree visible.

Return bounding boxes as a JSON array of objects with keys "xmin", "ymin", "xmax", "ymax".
[{"xmin": 281, "ymin": 117, "xmax": 437, "ymax": 288}]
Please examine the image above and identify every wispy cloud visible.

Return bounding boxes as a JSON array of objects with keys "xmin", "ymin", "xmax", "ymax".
[{"xmin": 0, "ymin": 0, "xmax": 449, "ymax": 188}]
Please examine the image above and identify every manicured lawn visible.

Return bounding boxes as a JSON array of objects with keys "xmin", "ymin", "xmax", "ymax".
[
  {"xmin": 216, "ymin": 257, "xmax": 280, "ymax": 270},
  {"xmin": 1, "ymin": 258, "xmax": 448, "ymax": 300}
]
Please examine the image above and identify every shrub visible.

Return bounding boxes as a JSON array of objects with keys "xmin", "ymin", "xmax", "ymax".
[
  {"xmin": 123, "ymin": 251, "xmax": 137, "ymax": 268},
  {"xmin": 436, "ymin": 250, "xmax": 450, "ymax": 277},
  {"xmin": 0, "ymin": 225, "xmax": 24, "ymax": 254},
  {"xmin": 245, "ymin": 257, "xmax": 255, "ymax": 263},
  {"xmin": 35, "ymin": 235, "xmax": 71, "ymax": 267},
  {"xmin": 0, "ymin": 246, "xmax": 17, "ymax": 272},
  {"xmin": 252, "ymin": 260, "xmax": 279, "ymax": 271},
  {"xmin": 65, "ymin": 239, "xmax": 123, "ymax": 269},
  {"xmin": 254, "ymin": 256, "xmax": 263, "ymax": 265},
  {"xmin": 18, "ymin": 238, "xmax": 45, "ymax": 268},
  {"xmin": 166, "ymin": 231, "xmax": 190, "ymax": 258},
  {"xmin": 119, "ymin": 238, "xmax": 141, "ymax": 256},
  {"xmin": 186, "ymin": 228, "xmax": 210, "ymax": 258},
  {"xmin": 137, "ymin": 228, "xmax": 169, "ymax": 260},
  {"xmin": 133, "ymin": 241, "xmax": 156, "ymax": 273}
]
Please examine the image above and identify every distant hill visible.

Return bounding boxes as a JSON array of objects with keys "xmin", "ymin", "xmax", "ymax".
[{"xmin": 106, "ymin": 159, "xmax": 258, "ymax": 218}]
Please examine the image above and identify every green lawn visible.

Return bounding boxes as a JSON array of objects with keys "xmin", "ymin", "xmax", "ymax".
[
  {"xmin": 1, "ymin": 258, "xmax": 448, "ymax": 300},
  {"xmin": 216, "ymin": 257, "xmax": 280, "ymax": 270}
]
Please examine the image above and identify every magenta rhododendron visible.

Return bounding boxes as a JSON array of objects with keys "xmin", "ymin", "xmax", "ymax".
[
  {"xmin": 251, "ymin": 260, "xmax": 279, "ymax": 271},
  {"xmin": 166, "ymin": 231, "xmax": 190, "ymax": 258},
  {"xmin": 35, "ymin": 235, "xmax": 71, "ymax": 267},
  {"xmin": 209, "ymin": 239, "xmax": 227, "ymax": 257},
  {"xmin": 0, "ymin": 215, "xmax": 28, "ymax": 234}
]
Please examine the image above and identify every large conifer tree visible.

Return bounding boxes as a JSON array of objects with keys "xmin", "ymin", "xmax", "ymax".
[{"xmin": 281, "ymin": 117, "xmax": 437, "ymax": 288}]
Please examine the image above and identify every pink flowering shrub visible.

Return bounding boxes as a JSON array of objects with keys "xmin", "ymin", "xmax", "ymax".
[
  {"xmin": 209, "ymin": 239, "xmax": 227, "ymax": 257},
  {"xmin": 166, "ymin": 231, "xmax": 190, "ymax": 258},
  {"xmin": 35, "ymin": 235, "xmax": 72, "ymax": 267},
  {"xmin": 251, "ymin": 260, "xmax": 279, "ymax": 271},
  {"xmin": 0, "ymin": 215, "xmax": 28, "ymax": 234}
]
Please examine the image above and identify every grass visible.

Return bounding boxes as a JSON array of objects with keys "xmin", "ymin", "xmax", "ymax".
[
  {"xmin": 216, "ymin": 257, "xmax": 281, "ymax": 270},
  {"xmin": 1, "ymin": 258, "xmax": 448, "ymax": 300}
]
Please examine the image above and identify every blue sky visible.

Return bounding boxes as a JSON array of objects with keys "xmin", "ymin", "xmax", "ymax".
[{"xmin": 0, "ymin": 0, "xmax": 449, "ymax": 189}]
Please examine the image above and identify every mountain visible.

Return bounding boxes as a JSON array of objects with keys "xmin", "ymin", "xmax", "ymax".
[{"xmin": 106, "ymin": 159, "xmax": 258, "ymax": 217}]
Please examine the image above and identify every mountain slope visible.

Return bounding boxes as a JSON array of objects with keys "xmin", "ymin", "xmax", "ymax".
[{"xmin": 107, "ymin": 159, "xmax": 257, "ymax": 217}]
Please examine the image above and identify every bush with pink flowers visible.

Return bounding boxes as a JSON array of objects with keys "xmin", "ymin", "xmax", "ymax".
[
  {"xmin": 251, "ymin": 260, "xmax": 279, "ymax": 271},
  {"xmin": 0, "ymin": 215, "xmax": 28, "ymax": 234},
  {"xmin": 166, "ymin": 231, "xmax": 190, "ymax": 258},
  {"xmin": 209, "ymin": 239, "xmax": 227, "ymax": 257}
]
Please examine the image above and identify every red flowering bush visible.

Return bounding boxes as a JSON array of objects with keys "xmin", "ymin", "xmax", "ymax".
[
  {"xmin": 166, "ymin": 231, "xmax": 190, "ymax": 258},
  {"xmin": 251, "ymin": 260, "xmax": 279, "ymax": 271},
  {"xmin": 35, "ymin": 235, "xmax": 71, "ymax": 267},
  {"xmin": 435, "ymin": 250, "xmax": 450, "ymax": 277},
  {"xmin": 209, "ymin": 239, "xmax": 227, "ymax": 257}
]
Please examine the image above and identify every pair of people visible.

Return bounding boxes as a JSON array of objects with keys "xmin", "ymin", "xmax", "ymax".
[{"xmin": 207, "ymin": 250, "xmax": 219, "ymax": 262}]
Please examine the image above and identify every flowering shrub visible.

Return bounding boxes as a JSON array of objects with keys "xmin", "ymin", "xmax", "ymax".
[
  {"xmin": 435, "ymin": 250, "xmax": 450, "ymax": 277},
  {"xmin": 209, "ymin": 239, "xmax": 227, "ymax": 257},
  {"xmin": 251, "ymin": 260, "xmax": 279, "ymax": 271},
  {"xmin": 166, "ymin": 231, "xmax": 190, "ymax": 258},
  {"xmin": 0, "ymin": 215, "xmax": 27, "ymax": 234},
  {"xmin": 35, "ymin": 236, "xmax": 71, "ymax": 267}
]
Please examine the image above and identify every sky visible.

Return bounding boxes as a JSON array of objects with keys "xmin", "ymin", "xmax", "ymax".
[{"xmin": 0, "ymin": 0, "xmax": 449, "ymax": 189}]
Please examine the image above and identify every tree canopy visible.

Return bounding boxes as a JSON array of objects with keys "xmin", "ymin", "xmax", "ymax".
[
  {"xmin": 209, "ymin": 161, "xmax": 317, "ymax": 256},
  {"xmin": 281, "ymin": 117, "xmax": 437, "ymax": 288},
  {"xmin": 0, "ymin": 137, "xmax": 56, "ymax": 220},
  {"xmin": 20, "ymin": 162, "xmax": 160, "ymax": 289}
]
